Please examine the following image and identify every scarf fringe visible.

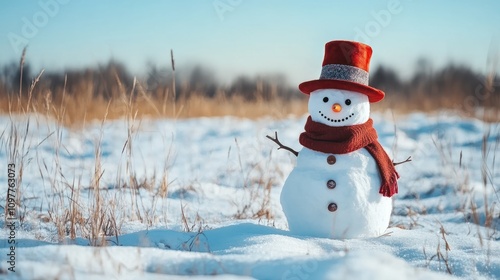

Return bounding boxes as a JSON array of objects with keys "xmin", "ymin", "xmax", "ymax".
[{"xmin": 379, "ymin": 172, "xmax": 399, "ymax": 197}]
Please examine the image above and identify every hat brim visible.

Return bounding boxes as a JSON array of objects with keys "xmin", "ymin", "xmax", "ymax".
[{"xmin": 299, "ymin": 79, "xmax": 385, "ymax": 103}]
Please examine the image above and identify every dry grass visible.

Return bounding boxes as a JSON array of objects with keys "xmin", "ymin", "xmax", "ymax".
[
  {"xmin": 423, "ymin": 223, "xmax": 453, "ymax": 275},
  {"xmin": 0, "ymin": 88, "xmax": 308, "ymax": 128},
  {"xmin": 2, "ymin": 69, "xmax": 284, "ymax": 245},
  {"xmin": 231, "ymin": 139, "xmax": 279, "ymax": 221},
  {"xmin": 1, "ymin": 48, "xmax": 499, "ymax": 126},
  {"xmin": 1, "ymin": 56, "xmax": 174, "ymax": 244},
  {"xmin": 2, "ymin": 62, "xmax": 499, "ymax": 125},
  {"xmin": 0, "ymin": 48, "xmax": 308, "ymax": 126},
  {"xmin": 3, "ymin": 84, "xmax": 498, "ymax": 128},
  {"xmin": 6, "ymin": 99, "xmax": 174, "ymax": 245}
]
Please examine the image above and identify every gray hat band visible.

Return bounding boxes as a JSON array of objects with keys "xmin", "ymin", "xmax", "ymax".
[{"xmin": 319, "ymin": 64, "xmax": 369, "ymax": 85}]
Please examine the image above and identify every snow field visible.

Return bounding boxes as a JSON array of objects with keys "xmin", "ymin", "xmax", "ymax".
[{"xmin": 0, "ymin": 112, "xmax": 499, "ymax": 279}]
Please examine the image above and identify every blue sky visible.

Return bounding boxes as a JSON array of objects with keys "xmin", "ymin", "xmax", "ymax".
[{"xmin": 1, "ymin": 0, "xmax": 499, "ymax": 85}]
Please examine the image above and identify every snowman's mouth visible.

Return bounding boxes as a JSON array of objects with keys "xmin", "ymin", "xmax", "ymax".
[{"xmin": 319, "ymin": 111, "xmax": 354, "ymax": 123}]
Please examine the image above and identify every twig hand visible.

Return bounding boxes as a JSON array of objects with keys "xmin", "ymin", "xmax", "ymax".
[
  {"xmin": 266, "ymin": 131, "xmax": 299, "ymax": 157},
  {"xmin": 393, "ymin": 156, "xmax": 412, "ymax": 166}
]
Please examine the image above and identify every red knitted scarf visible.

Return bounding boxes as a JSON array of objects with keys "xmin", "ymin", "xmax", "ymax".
[{"xmin": 299, "ymin": 116, "xmax": 399, "ymax": 197}]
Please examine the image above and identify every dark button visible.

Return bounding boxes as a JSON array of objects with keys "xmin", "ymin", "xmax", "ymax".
[
  {"xmin": 328, "ymin": 203, "xmax": 338, "ymax": 212},
  {"xmin": 327, "ymin": 155, "xmax": 336, "ymax": 165},
  {"xmin": 327, "ymin": 180, "xmax": 336, "ymax": 189}
]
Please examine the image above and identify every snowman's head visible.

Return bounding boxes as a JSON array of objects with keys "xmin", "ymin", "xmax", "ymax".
[{"xmin": 308, "ymin": 89, "xmax": 370, "ymax": 127}]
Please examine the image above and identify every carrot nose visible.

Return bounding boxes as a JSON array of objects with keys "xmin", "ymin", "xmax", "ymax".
[{"xmin": 332, "ymin": 103, "xmax": 342, "ymax": 113}]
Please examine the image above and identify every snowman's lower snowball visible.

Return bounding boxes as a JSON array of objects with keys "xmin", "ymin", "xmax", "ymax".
[{"xmin": 280, "ymin": 147, "xmax": 393, "ymax": 239}]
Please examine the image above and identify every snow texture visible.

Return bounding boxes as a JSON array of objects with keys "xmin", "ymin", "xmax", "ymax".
[{"xmin": 0, "ymin": 111, "xmax": 499, "ymax": 280}]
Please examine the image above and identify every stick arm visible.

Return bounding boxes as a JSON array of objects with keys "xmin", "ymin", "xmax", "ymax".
[
  {"xmin": 266, "ymin": 131, "xmax": 299, "ymax": 157},
  {"xmin": 393, "ymin": 156, "xmax": 412, "ymax": 166}
]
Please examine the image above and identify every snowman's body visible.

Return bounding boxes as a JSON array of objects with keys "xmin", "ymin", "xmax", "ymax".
[
  {"xmin": 280, "ymin": 88, "xmax": 393, "ymax": 239},
  {"xmin": 281, "ymin": 147, "xmax": 392, "ymax": 238}
]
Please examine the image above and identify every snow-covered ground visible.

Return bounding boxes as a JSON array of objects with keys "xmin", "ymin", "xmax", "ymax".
[{"xmin": 0, "ymin": 112, "xmax": 499, "ymax": 279}]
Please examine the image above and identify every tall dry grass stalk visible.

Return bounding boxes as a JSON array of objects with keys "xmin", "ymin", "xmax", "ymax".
[{"xmin": 171, "ymin": 49, "xmax": 177, "ymax": 118}]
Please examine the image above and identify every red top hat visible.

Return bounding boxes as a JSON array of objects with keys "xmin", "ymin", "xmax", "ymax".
[{"xmin": 299, "ymin": 40, "xmax": 385, "ymax": 103}]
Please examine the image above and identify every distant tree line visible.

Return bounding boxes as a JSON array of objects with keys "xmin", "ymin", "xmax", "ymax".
[
  {"xmin": 0, "ymin": 60, "xmax": 296, "ymax": 101},
  {"xmin": 0, "ymin": 58, "xmax": 498, "ymax": 111},
  {"xmin": 370, "ymin": 59, "xmax": 499, "ymax": 111}
]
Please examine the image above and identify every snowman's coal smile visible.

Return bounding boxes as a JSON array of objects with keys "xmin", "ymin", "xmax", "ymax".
[{"xmin": 319, "ymin": 111, "xmax": 354, "ymax": 123}]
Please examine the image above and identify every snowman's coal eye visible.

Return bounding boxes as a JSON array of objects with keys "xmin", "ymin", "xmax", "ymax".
[
  {"xmin": 345, "ymin": 99, "xmax": 351, "ymax": 106},
  {"xmin": 323, "ymin": 97, "xmax": 329, "ymax": 103}
]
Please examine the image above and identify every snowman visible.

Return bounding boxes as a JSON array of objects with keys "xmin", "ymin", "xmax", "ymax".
[{"xmin": 273, "ymin": 40, "xmax": 404, "ymax": 239}]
